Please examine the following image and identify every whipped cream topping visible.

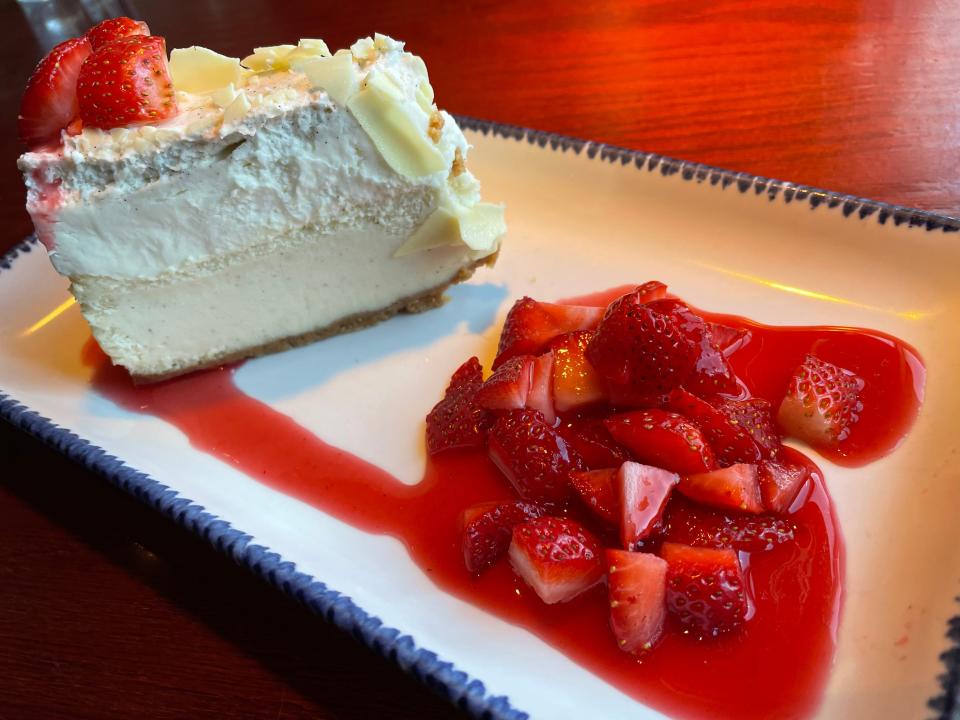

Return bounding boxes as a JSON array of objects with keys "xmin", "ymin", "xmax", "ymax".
[
  {"xmin": 18, "ymin": 34, "xmax": 505, "ymax": 275},
  {"xmin": 47, "ymin": 101, "xmax": 444, "ymax": 279}
]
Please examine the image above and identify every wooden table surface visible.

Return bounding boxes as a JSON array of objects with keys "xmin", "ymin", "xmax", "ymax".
[{"xmin": 2, "ymin": 1, "xmax": 958, "ymax": 718}]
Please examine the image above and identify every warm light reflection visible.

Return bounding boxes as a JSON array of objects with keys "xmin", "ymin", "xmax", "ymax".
[
  {"xmin": 692, "ymin": 262, "xmax": 932, "ymax": 321},
  {"xmin": 19, "ymin": 297, "xmax": 76, "ymax": 336}
]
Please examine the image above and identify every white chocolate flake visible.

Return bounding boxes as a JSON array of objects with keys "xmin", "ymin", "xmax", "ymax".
[
  {"xmin": 347, "ymin": 69, "xmax": 444, "ymax": 177},
  {"xmin": 285, "ymin": 38, "xmax": 331, "ymax": 65},
  {"xmin": 394, "ymin": 199, "xmax": 505, "ymax": 257},
  {"xmin": 350, "ymin": 37, "xmax": 377, "ymax": 63},
  {"xmin": 211, "ymin": 83, "xmax": 240, "ymax": 108},
  {"xmin": 241, "ymin": 44, "xmax": 297, "ymax": 71},
  {"xmin": 223, "ymin": 93, "xmax": 252, "ymax": 125},
  {"xmin": 295, "ymin": 52, "xmax": 358, "ymax": 105},
  {"xmin": 459, "ymin": 203, "xmax": 506, "ymax": 252},
  {"xmin": 170, "ymin": 47, "xmax": 245, "ymax": 94},
  {"xmin": 393, "ymin": 206, "xmax": 460, "ymax": 257}
]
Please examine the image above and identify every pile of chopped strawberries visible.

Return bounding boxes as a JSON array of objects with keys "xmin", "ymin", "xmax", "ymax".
[
  {"xmin": 19, "ymin": 17, "xmax": 177, "ymax": 149},
  {"xmin": 426, "ymin": 281, "xmax": 864, "ymax": 654}
]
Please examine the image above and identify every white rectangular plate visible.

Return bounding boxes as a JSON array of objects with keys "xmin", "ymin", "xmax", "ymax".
[{"xmin": 2, "ymin": 120, "xmax": 959, "ymax": 720}]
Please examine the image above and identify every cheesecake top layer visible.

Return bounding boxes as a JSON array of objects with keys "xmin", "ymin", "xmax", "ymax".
[{"xmin": 19, "ymin": 32, "xmax": 504, "ymax": 279}]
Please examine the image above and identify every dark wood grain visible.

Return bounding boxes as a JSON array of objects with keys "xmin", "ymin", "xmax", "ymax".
[{"xmin": 2, "ymin": 1, "xmax": 958, "ymax": 717}]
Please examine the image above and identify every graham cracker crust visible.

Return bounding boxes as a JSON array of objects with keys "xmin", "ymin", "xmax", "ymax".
[{"xmin": 131, "ymin": 251, "xmax": 498, "ymax": 384}]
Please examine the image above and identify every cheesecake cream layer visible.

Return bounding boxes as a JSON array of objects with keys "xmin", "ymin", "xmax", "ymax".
[
  {"xmin": 20, "ymin": 36, "xmax": 491, "ymax": 281},
  {"xmin": 50, "ymin": 99, "xmax": 442, "ymax": 278},
  {"xmin": 17, "ymin": 34, "xmax": 505, "ymax": 378},
  {"xmin": 74, "ymin": 224, "xmax": 486, "ymax": 379}
]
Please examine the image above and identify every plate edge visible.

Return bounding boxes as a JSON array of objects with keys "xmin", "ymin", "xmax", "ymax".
[
  {"xmin": 0, "ymin": 383, "xmax": 529, "ymax": 720},
  {"xmin": 456, "ymin": 115, "xmax": 960, "ymax": 233}
]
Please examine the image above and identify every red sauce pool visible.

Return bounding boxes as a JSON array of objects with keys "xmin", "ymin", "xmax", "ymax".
[{"xmin": 82, "ymin": 288, "xmax": 924, "ymax": 720}]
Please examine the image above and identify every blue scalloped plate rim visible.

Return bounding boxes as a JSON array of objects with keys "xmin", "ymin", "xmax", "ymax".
[{"xmin": 1, "ymin": 116, "xmax": 958, "ymax": 720}]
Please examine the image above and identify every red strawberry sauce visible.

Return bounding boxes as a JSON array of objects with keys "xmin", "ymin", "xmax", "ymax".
[{"xmin": 82, "ymin": 287, "xmax": 924, "ymax": 720}]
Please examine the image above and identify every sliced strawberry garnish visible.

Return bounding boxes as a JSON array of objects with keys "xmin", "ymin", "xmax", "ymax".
[
  {"xmin": 646, "ymin": 299, "xmax": 739, "ymax": 397},
  {"xmin": 77, "ymin": 35, "xmax": 177, "ymax": 130},
  {"xmin": 508, "ymin": 516, "xmax": 603, "ymax": 604},
  {"xmin": 475, "ymin": 355, "xmax": 533, "ymax": 410},
  {"xmin": 759, "ymin": 460, "xmax": 808, "ymax": 513},
  {"xmin": 551, "ymin": 331, "xmax": 605, "ymax": 411},
  {"xmin": 618, "ymin": 462, "xmax": 678, "ymax": 549},
  {"xmin": 777, "ymin": 354, "xmax": 864, "ymax": 449},
  {"xmin": 605, "ymin": 410, "xmax": 716, "ymax": 475},
  {"xmin": 587, "ymin": 295, "xmax": 698, "ymax": 403},
  {"xmin": 527, "ymin": 351, "xmax": 556, "ymax": 424},
  {"xmin": 677, "ymin": 463, "xmax": 764, "ymax": 514},
  {"xmin": 85, "ymin": 17, "xmax": 150, "ymax": 50},
  {"xmin": 425, "ymin": 357, "xmax": 490, "ymax": 454},
  {"xmin": 712, "ymin": 397, "xmax": 782, "ymax": 460},
  {"xmin": 487, "ymin": 409, "xmax": 582, "ymax": 503},
  {"xmin": 18, "ymin": 36, "xmax": 92, "ymax": 149},
  {"xmin": 606, "ymin": 549, "xmax": 668, "ymax": 654},
  {"xmin": 569, "ymin": 468, "xmax": 619, "ymax": 524},
  {"xmin": 557, "ymin": 415, "xmax": 630, "ymax": 470},
  {"xmin": 663, "ymin": 495, "xmax": 794, "ymax": 552},
  {"xmin": 494, "ymin": 298, "xmax": 604, "ymax": 369},
  {"xmin": 661, "ymin": 542, "xmax": 748, "ymax": 637},
  {"xmin": 666, "ymin": 388, "xmax": 760, "ymax": 466},
  {"xmin": 461, "ymin": 501, "xmax": 547, "ymax": 574}
]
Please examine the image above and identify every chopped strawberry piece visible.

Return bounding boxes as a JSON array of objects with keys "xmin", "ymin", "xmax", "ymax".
[
  {"xmin": 561, "ymin": 281, "xmax": 668, "ymax": 309},
  {"xmin": 777, "ymin": 354, "xmax": 864, "ymax": 449},
  {"xmin": 461, "ymin": 501, "xmax": 547, "ymax": 574},
  {"xmin": 508, "ymin": 516, "xmax": 603, "ymax": 604},
  {"xmin": 661, "ymin": 542, "xmax": 748, "ymax": 637},
  {"xmin": 647, "ymin": 299, "xmax": 739, "ymax": 396},
  {"xmin": 527, "ymin": 351, "xmax": 556, "ymax": 424},
  {"xmin": 666, "ymin": 388, "xmax": 760, "ymax": 466},
  {"xmin": 606, "ymin": 549, "xmax": 668, "ymax": 653},
  {"xmin": 487, "ymin": 409, "xmax": 582, "ymax": 503},
  {"xmin": 551, "ymin": 331, "xmax": 606, "ymax": 411},
  {"xmin": 663, "ymin": 495, "xmax": 794, "ymax": 552},
  {"xmin": 759, "ymin": 460, "xmax": 808, "ymax": 513},
  {"xmin": 494, "ymin": 298, "xmax": 604, "ymax": 369},
  {"xmin": 18, "ymin": 36, "xmax": 92, "ymax": 148},
  {"xmin": 475, "ymin": 355, "xmax": 534, "ymax": 410},
  {"xmin": 569, "ymin": 468, "xmax": 619, "ymax": 524},
  {"xmin": 461, "ymin": 501, "xmax": 500, "ymax": 527},
  {"xmin": 587, "ymin": 294, "xmax": 698, "ymax": 402},
  {"xmin": 77, "ymin": 35, "xmax": 177, "ymax": 130},
  {"xmin": 425, "ymin": 357, "xmax": 490, "ymax": 454},
  {"xmin": 618, "ymin": 462, "xmax": 679, "ymax": 548},
  {"xmin": 557, "ymin": 415, "xmax": 630, "ymax": 469},
  {"xmin": 709, "ymin": 322, "xmax": 752, "ymax": 358},
  {"xmin": 631, "ymin": 280, "xmax": 669, "ymax": 304},
  {"xmin": 85, "ymin": 17, "xmax": 149, "ymax": 50},
  {"xmin": 677, "ymin": 463, "xmax": 764, "ymax": 514},
  {"xmin": 605, "ymin": 410, "xmax": 716, "ymax": 475},
  {"xmin": 593, "ymin": 281, "xmax": 669, "ymax": 308},
  {"xmin": 712, "ymin": 397, "xmax": 782, "ymax": 460}
]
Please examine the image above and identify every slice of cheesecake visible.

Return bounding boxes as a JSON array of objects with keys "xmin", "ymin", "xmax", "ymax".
[{"xmin": 17, "ymin": 20, "xmax": 504, "ymax": 381}]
